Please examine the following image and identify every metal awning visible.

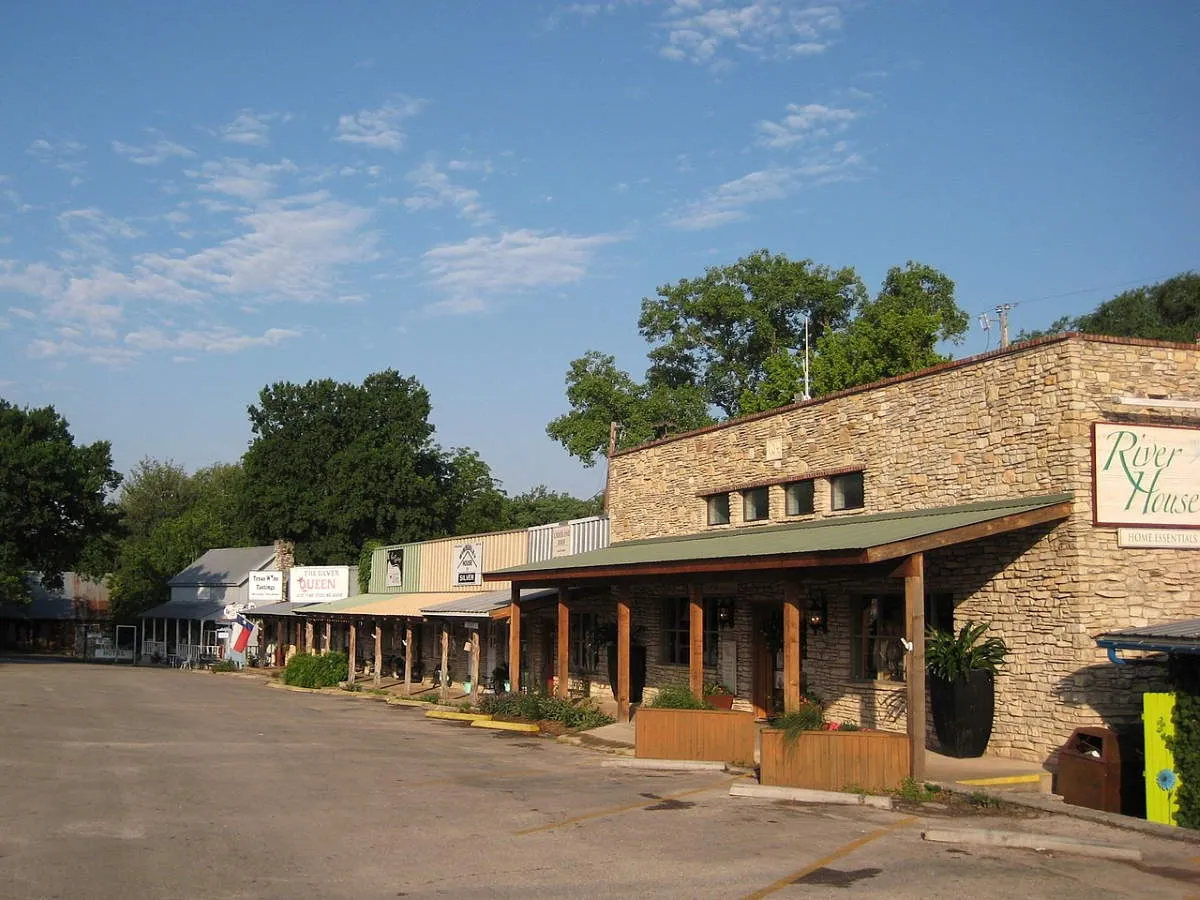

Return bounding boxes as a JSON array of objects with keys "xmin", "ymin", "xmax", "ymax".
[
  {"xmin": 485, "ymin": 493, "xmax": 1073, "ymax": 586},
  {"xmin": 420, "ymin": 588, "xmax": 556, "ymax": 619},
  {"xmin": 138, "ymin": 599, "xmax": 229, "ymax": 621},
  {"xmin": 1096, "ymin": 618, "xmax": 1200, "ymax": 657},
  {"xmin": 296, "ymin": 592, "xmax": 430, "ymax": 618}
]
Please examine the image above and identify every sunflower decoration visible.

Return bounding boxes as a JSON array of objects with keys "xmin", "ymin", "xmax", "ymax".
[{"xmin": 1155, "ymin": 768, "xmax": 1178, "ymax": 792}]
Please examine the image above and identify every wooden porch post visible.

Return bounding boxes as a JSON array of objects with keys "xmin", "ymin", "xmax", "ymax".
[
  {"xmin": 403, "ymin": 620, "xmax": 413, "ymax": 696},
  {"xmin": 440, "ymin": 624, "xmax": 450, "ymax": 702},
  {"xmin": 348, "ymin": 620, "xmax": 357, "ymax": 685},
  {"xmin": 783, "ymin": 581, "xmax": 803, "ymax": 713},
  {"xmin": 616, "ymin": 585, "xmax": 631, "ymax": 723},
  {"xmin": 470, "ymin": 629, "xmax": 481, "ymax": 704},
  {"xmin": 688, "ymin": 583, "xmax": 704, "ymax": 699},
  {"xmin": 275, "ymin": 620, "xmax": 284, "ymax": 667},
  {"xmin": 374, "ymin": 622, "xmax": 383, "ymax": 688},
  {"xmin": 902, "ymin": 552, "xmax": 927, "ymax": 780},
  {"xmin": 305, "ymin": 620, "xmax": 314, "ymax": 654},
  {"xmin": 556, "ymin": 588, "xmax": 570, "ymax": 699},
  {"xmin": 323, "ymin": 621, "xmax": 331, "ymax": 655},
  {"xmin": 508, "ymin": 584, "xmax": 521, "ymax": 693}
]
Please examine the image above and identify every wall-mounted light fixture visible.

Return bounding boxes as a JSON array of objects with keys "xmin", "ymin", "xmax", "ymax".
[
  {"xmin": 717, "ymin": 598, "xmax": 736, "ymax": 628},
  {"xmin": 806, "ymin": 590, "xmax": 828, "ymax": 634}
]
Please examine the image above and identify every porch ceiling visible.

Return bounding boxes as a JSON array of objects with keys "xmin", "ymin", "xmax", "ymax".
[{"xmin": 485, "ymin": 493, "xmax": 1073, "ymax": 586}]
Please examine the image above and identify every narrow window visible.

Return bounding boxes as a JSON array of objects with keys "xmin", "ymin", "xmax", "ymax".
[
  {"xmin": 743, "ymin": 486, "xmax": 770, "ymax": 522},
  {"xmin": 850, "ymin": 596, "xmax": 905, "ymax": 681},
  {"xmin": 662, "ymin": 598, "xmax": 719, "ymax": 666},
  {"xmin": 706, "ymin": 493, "xmax": 731, "ymax": 525},
  {"xmin": 785, "ymin": 480, "xmax": 815, "ymax": 516},
  {"xmin": 830, "ymin": 472, "xmax": 864, "ymax": 511}
]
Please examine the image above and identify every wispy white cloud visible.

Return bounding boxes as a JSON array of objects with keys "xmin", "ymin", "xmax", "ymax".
[
  {"xmin": 756, "ymin": 102, "xmax": 856, "ymax": 149},
  {"xmin": 334, "ymin": 97, "xmax": 425, "ymax": 151},
  {"xmin": 404, "ymin": 161, "xmax": 492, "ymax": 226},
  {"xmin": 27, "ymin": 138, "xmax": 87, "ymax": 182},
  {"xmin": 217, "ymin": 110, "xmax": 292, "ymax": 147},
  {"xmin": 421, "ymin": 228, "xmax": 622, "ymax": 314},
  {"xmin": 124, "ymin": 325, "xmax": 301, "ymax": 354},
  {"xmin": 57, "ymin": 208, "xmax": 142, "ymax": 263},
  {"xmin": 112, "ymin": 134, "xmax": 195, "ymax": 166},
  {"xmin": 185, "ymin": 157, "xmax": 299, "ymax": 201},
  {"xmin": 669, "ymin": 152, "xmax": 862, "ymax": 229}
]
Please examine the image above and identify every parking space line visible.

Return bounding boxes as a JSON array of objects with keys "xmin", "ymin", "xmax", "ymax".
[
  {"xmin": 740, "ymin": 816, "xmax": 919, "ymax": 899},
  {"xmin": 513, "ymin": 778, "xmax": 737, "ymax": 836}
]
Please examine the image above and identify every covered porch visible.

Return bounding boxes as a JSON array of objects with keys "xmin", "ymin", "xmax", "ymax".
[
  {"xmin": 487, "ymin": 494, "xmax": 1073, "ymax": 779},
  {"xmin": 138, "ymin": 599, "xmax": 230, "ymax": 666}
]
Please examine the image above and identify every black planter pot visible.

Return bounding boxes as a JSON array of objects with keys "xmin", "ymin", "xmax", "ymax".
[
  {"xmin": 930, "ymin": 669, "xmax": 996, "ymax": 758},
  {"xmin": 606, "ymin": 644, "xmax": 647, "ymax": 704}
]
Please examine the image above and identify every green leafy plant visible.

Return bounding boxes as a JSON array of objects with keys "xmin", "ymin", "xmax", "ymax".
[
  {"xmin": 210, "ymin": 659, "xmax": 238, "ymax": 673},
  {"xmin": 1167, "ymin": 657, "xmax": 1200, "ymax": 830},
  {"xmin": 341, "ymin": 682, "xmax": 362, "ymax": 693},
  {"xmin": 895, "ymin": 778, "xmax": 942, "ymax": 803},
  {"xmin": 476, "ymin": 692, "xmax": 614, "ymax": 730},
  {"xmin": 926, "ymin": 622, "xmax": 1009, "ymax": 681},
  {"xmin": 772, "ymin": 700, "xmax": 826, "ymax": 741},
  {"xmin": 647, "ymin": 684, "xmax": 709, "ymax": 710},
  {"xmin": 703, "ymin": 681, "xmax": 732, "ymax": 696},
  {"xmin": 283, "ymin": 652, "xmax": 349, "ymax": 688}
]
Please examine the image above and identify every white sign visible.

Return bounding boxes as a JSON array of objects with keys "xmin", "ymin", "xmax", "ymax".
[
  {"xmin": 385, "ymin": 549, "xmax": 404, "ymax": 588},
  {"xmin": 289, "ymin": 566, "xmax": 351, "ymax": 605},
  {"xmin": 1093, "ymin": 423, "xmax": 1200, "ymax": 527},
  {"xmin": 453, "ymin": 542, "xmax": 484, "ymax": 586},
  {"xmin": 1118, "ymin": 528, "xmax": 1200, "ymax": 549},
  {"xmin": 550, "ymin": 524, "xmax": 572, "ymax": 558},
  {"xmin": 248, "ymin": 571, "xmax": 284, "ymax": 602}
]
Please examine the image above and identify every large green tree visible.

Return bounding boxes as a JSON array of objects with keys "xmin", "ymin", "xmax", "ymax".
[
  {"xmin": 240, "ymin": 370, "xmax": 451, "ymax": 563},
  {"xmin": 638, "ymin": 249, "xmax": 864, "ymax": 416},
  {"xmin": 1020, "ymin": 272, "xmax": 1200, "ymax": 342},
  {"xmin": 504, "ymin": 485, "xmax": 604, "ymax": 529},
  {"xmin": 0, "ymin": 400, "xmax": 122, "ymax": 603},
  {"xmin": 812, "ymin": 262, "xmax": 968, "ymax": 395}
]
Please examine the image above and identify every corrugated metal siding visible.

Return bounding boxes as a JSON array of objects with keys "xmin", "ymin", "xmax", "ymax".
[
  {"xmin": 419, "ymin": 529, "xmax": 528, "ymax": 592},
  {"xmin": 369, "ymin": 543, "xmax": 422, "ymax": 594},
  {"xmin": 528, "ymin": 516, "xmax": 611, "ymax": 563}
]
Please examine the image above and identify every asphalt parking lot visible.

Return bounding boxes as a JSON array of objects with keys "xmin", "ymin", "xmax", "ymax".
[{"xmin": 1, "ymin": 659, "xmax": 1197, "ymax": 899}]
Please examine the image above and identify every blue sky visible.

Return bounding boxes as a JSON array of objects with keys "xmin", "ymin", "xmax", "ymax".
[{"xmin": 1, "ymin": 1, "xmax": 1197, "ymax": 500}]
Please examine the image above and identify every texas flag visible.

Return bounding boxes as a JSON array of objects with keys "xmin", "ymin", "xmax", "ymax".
[{"xmin": 231, "ymin": 614, "xmax": 255, "ymax": 654}]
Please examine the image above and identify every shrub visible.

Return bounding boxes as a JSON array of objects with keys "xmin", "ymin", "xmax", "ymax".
[
  {"xmin": 476, "ymin": 692, "xmax": 614, "ymax": 730},
  {"xmin": 1168, "ymin": 657, "xmax": 1200, "ymax": 830},
  {"xmin": 210, "ymin": 660, "xmax": 238, "ymax": 673},
  {"xmin": 283, "ymin": 652, "xmax": 349, "ymax": 688},
  {"xmin": 647, "ymin": 684, "xmax": 708, "ymax": 710},
  {"xmin": 773, "ymin": 700, "xmax": 826, "ymax": 742}
]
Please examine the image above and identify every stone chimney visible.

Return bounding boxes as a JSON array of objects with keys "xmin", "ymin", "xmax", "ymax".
[{"xmin": 273, "ymin": 539, "xmax": 295, "ymax": 574}]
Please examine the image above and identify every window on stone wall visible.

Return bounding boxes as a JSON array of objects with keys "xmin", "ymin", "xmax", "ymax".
[
  {"xmin": 831, "ymin": 471, "xmax": 865, "ymax": 511},
  {"xmin": 662, "ymin": 598, "xmax": 719, "ymax": 667},
  {"xmin": 850, "ymin": 595, "xmax": 906, "ymax": 681},
  {"xmin": 785, "ymin": 479, "xmax": 815, "ymax": 516},
  {"xmin": 743, "ymin": 486, "xmax": 770, "ymax": 522},
  {"xmin": 570, "ymin": 611, "xmax": 601, "ymax": 673},
  {"xmin": 706, "ymin": 493, "xmax": 731, "ymax": 525}
]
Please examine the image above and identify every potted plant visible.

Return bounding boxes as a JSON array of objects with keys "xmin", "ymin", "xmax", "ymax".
[
  {"xmin": 926, "ymin": 621, "xmax": 1010, "ymax": 758},
  {"xmin": 592, "ymin": 622, "xmax": 647, "ymax": 703},
  {"xmin": 704, "ymin": 681, "xmax": 735, "ymax": 710}
]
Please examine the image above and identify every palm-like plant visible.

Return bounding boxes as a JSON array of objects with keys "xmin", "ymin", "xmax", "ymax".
[{"xmin": 926, "ymin": 621, "xmax": 1009, "ymax": 682}]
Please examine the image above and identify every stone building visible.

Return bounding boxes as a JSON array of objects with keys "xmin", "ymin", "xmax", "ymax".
[{"xmin": 491, "ymin": 334, "xmax": 1200, "ymax": 764}]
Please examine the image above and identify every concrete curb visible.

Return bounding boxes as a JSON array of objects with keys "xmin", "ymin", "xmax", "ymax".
[
  {"xmin": 386, "ymin": 697, "xmax": 458, "ymax": 711},
  {"xmin": 931, "ymin": 782, "xmax": 1197, "ymax": 845},
  {"xmin": 425, "ymin": 710, "xmax": 493, "ymax": 722},
  {"xmin": 601, "ymin": 758, "xmax": 727, "ymax": 772},
  {"xmin": 922, "ymin": 827, "xmax": 1143, "ymax": 861},
  {"xmin": 470, "ymin": 719, "xmax": 540, "ymax": 733},
  {"xmin": 730, "ymin": 782, "xmax": 894, "ymax": 810},
  {"xmin": 556, "ymin": 734, "xmax": 635, "ymax": 756}
]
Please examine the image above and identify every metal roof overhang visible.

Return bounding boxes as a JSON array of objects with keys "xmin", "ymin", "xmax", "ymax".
[
  {"xmin": 484, "ymin": 494, "xmax": 1074, "ymax": 588},
  {"xmin": 1096, "ymin": 618, "xmax": 1200, "ymax": 657},
  {"xmin": 138, "ymin": 599, "xmax": 230, "ymax": 621},
  {"xmin": 296, "ymin": 592, "xmax": 430, "ymax": 618}
]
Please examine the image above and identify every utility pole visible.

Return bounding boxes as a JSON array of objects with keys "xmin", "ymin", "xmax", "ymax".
[
  {"xmin": 802, "ymin": 313, "xmax": 811, "ymax": 400},
  {"xmin": 995, "ymin": 304, "xmax": 1014, "ymax": 349}
]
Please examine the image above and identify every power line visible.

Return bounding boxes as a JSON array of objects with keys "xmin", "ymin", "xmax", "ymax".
[{"xmin": 971, "ymin": 271, "xmax": 1188, "ymax": 316}]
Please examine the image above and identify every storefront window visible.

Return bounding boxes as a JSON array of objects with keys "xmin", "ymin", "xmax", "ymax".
[
  {"xmin": 850, "ymin": 595, "xmax": 905, "ymax": 681},
  {"xmin": 785, "ymin": 479, "xmax": 815, "ymax": 516},
  {"xmin": 707, "ymin": 493, "xmax": 731, "ymax": 525},
  {"xmin": 831, "ymin": 472, "xmax": 865, "ymax": 511},
  {"xmin": 662, "ymin": 598, "xmax": 719, "ymax": 666},
  {"xmin": 743, "ymin": 486, "xmax": 770, "ymax": 521},
  {"xmin": 569, "ymin": 612, "xmax": 601, "ymax": 673}
]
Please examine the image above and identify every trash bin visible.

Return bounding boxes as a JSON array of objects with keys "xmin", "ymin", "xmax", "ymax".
[{"xmin": 1056, "ymin": 726, "xmax": 1122, "ymax": 813}]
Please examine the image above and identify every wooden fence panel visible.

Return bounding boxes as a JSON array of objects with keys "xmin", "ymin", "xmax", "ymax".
[
  {"xmin": 760, "ymin": 729, "xmax": 910, "ymax": 792},
  {"xmin": 635, "ymin": 708, "xmax": 756, "ymax": 763}
]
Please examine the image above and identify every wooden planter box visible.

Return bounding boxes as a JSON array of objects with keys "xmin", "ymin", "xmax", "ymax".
[
  {"xmin": 760, "ymin": 729, "xmax": 910, "ymax": 792},
  {"xmin": 635, "ymin": 707, "xmax": 756, "ymax": 763}
]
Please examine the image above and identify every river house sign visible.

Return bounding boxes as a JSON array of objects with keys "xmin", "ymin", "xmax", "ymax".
[{"xmin": 1093, "ymin": 423, "xmax": 1200, "ymax": 528}]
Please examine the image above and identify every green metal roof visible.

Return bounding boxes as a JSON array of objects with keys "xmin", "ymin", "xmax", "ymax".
[
  {"xmin": 293, "ymin": 592, "xmax": 398, "ymax": 615},
  {"xmin": 487, "ymin": 493, "xmax": 1073, "ymax": 581}
]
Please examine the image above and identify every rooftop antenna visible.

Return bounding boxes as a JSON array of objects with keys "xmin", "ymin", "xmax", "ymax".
[{"xmin": 978, "ymin": 311, "xmax": 994, "ymax": 351}]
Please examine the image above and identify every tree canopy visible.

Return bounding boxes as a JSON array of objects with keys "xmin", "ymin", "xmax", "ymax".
[
  {"xmin": 1019, "ymin": 272, "xmax": 1200, "ymax": 343},
  {"xmin": 0, "ymin": 400, "xmax": 122, "ymax": 604}
]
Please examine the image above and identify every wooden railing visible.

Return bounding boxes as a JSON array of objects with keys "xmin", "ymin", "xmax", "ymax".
[
  {"xmin": 760, "ymin": 728, "xmax": 910, "ymax": 792},
  {"xmin": 635, "ymin": 707, "xmax": 756, "ymax": 763}
]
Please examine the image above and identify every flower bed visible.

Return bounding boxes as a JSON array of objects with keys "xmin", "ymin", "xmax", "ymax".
[{"xmin": 760, "ymin": 728, "xmax": 910, "ymax": 792}]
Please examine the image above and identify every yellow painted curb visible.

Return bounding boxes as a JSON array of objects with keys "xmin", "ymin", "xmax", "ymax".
[
  {"xmin": 470, "ymin": 719, "xmax": 539, "ymax": 733},
  {"xmin": 387, "ymin": 698, "xmax": 434, "ymax": 707},
  {"xmin": 425, "ymin": 710, "xmax": 494, "ymax": 722},
  {"xmin": 957, "ymin": 774, "xmax": 1043, "ymax": 787}
]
